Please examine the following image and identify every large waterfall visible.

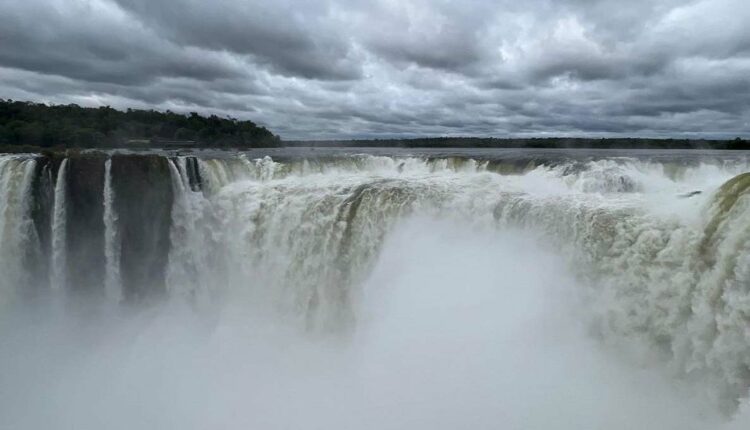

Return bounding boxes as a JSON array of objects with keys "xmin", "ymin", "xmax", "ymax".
[{"xmin": 1, "ymin": 150, "xmax": 750, "ymax": 429}]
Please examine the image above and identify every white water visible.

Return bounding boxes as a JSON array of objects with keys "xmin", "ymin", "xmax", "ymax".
[
  {"xmin": 2, "ymin": 153, "xmax": 750, "ymax": 428},
  {"xmin": 1, "ymin": 219, "xmax": 749, "ymax": 429},
  {"xmin": 0, "ymin": 155, "xmax": 37, "ymax": 305},
  {"xmin": 50, "ymin": 158, "xmax": 68, "ymax": 291},
  {"xmin": 177, "ymin": 155, "xmax": 750, "ymax": 407},
  {"xmin": 103, "ymin": 158, "xmax": 121, "ymax": 303},
  {"xmin": 166, "ymin": 157, "xmax": 219, "ymax": 305}
]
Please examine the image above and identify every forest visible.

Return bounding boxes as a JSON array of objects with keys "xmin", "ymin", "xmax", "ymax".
[
  {"xmin": 0, "ymin": 100, "xmax": 280, "ymax": 148},
  {"xmin": 1, "ymin": 99, "xmax": 747, "ymax": 151}
]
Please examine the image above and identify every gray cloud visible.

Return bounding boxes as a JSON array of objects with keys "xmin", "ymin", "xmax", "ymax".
[
  {"xmin": 112, "ymin": 0, "xmax": 362, "ymax": 80},
  {"xmin": 0, "ymin": 0, "xmax": 748, "ymax": 139}
]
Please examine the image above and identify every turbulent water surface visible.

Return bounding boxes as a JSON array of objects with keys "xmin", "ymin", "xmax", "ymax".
[{"xmin": 1, "ymin": 148, "xmax": 750, "ymax": 429}]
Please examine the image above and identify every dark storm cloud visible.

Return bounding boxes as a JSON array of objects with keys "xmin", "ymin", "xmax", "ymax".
[
  {"xmin": 111, "ymin": 0, "xmax": 362, "ymax": 80},
  {"xmin": 0, "ymin": 0, "xmax": 748, "ymax": 139},
  {"xmin": 0, "ymin": 1, "xmax": 249, "ymax": 86}
]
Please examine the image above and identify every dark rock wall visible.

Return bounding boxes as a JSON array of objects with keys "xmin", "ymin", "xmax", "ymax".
[
  {"xmin": 18, "ymin": 152, "xmax": 178, "ymax": 302},
  {"xmin": 65, "ymin": 155, "xmax": 107, "ymax": 296},
  {"xmin": 111, "ymin": 155, "xmax": 174, "ymax": 302},
  {"xmin": 185, "ymin": 156, "xmax": 202, "ymax": 192},
  {"xmin": 25, "ymin": 159, "xmax": 55, "ymax": 293}
]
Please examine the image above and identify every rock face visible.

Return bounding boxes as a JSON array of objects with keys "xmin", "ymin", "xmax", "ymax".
[
  {"xmin": 26, "ymin": 159, "xmax": 55, "ymax": 293},
  {"xmin": 111, "ymin": 154, "xmax": 174, "ymax": 302},
  {"xmin": 65, "ymin": 155, "xmax": 107, "ymax": 296},
  {"xmin": 17, "ymin": 152, "xmax": 177, "ymax": 302}
]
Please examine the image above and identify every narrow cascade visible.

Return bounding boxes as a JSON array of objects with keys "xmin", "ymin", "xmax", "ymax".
[
  {"xmin": 50, "ymin": 158, "xmax": 69, "ymax": 291},
  {"xmin": 103, "ymin": 159, "xmax": 121, "ymax": 303}
]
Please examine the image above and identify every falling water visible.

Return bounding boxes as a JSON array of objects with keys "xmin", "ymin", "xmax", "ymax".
[
  {"xmin": 0, "ymin": 155, "xmax": 37, "ymax": 304},
  {"xmin": 165, "ymin": 157, "xmax": 224, "ymax": 306},
  {"xmin": 50, "ymin": 158, "xmax": 68, "ymax": 291},
  {"xmin": 2, "ymin": 150, "xmax": 750, "ymax": 429},
  {"xmin": 103, "ymin": 158, "xmax": 121, "ymax": 303}
]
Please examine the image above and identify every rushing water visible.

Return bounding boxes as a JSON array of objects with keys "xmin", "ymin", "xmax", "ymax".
[
  {"xmin": 50, "ymin": 158, "xmax": 69, "ymax": 292},
  {"xmin": 0, "ymin": 155, "xmax": 36, "ymax": 305},
  {"xmin": 1, "ymin": 148, "xmax": 750, "ymax": 429},
  {"xmin": 103, "ymin": 158, "xmax": 121, "ymax": 304}
]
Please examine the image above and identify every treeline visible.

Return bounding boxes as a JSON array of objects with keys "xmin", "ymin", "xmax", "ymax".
[
  {"xmin": 291, "ymin": 137, "xmax": 750, "ymax": 150},
  {"xmin": 0, "ymin": 99, "xmax": 280, "ymax": 148},
  {"xmin": 2, "ymin": 99, "xmax": 747, "ymax": 151}
]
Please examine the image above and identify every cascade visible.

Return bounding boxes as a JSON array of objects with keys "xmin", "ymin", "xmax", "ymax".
[
  {"xmin": 1, "ymin": 151, "xmax": 750, "ymax": 408},
  {"xmin": 50, "ymin": 158, "xmax": 68, "ymax": 291},
  {"xmin": 103, "ymin": 158, "xmax": 121, "ymax": 303}
]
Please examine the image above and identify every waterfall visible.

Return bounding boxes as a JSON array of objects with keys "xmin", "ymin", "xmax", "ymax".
[
  {"xmin": 184, "ymin": 154, "xmax": 750, "ymax": 400},
  {"xmin": 165, "ymin": 157, "xmax": 218, "ymax": 305},
  {"xmin": 103, "ymin": 158, "xmax": 121, "ymax": 303},
  {"xmin": 2, "ymin": 151, "xmax": 750, "ymax": 412},
  {"xmin": 0, "ymin": 156, "xmax": 38, "ymax": 303},
  {"xmin": 50, "ymin": 158, "xmax": 69, "ymax": 291}
]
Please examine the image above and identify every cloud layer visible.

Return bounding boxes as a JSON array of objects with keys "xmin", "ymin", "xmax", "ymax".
[{"xmin": 1, "ymin": 0, "xmax": 748, "ymax": 139}]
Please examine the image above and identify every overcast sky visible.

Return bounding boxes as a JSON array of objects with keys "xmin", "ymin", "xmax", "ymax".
[{"xmin": 1, "ymin": 0, "xmax": 749, "ymax": 139}]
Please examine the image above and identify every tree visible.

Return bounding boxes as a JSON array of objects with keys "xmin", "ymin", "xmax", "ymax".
[{"xmin": 0, "ymin": 99, "xmax": 280, "ymax": 148}]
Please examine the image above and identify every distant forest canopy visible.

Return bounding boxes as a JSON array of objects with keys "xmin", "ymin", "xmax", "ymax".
[
  {"xmin": 290, "ymin": 137, "xmax": 750, "ymax": 150},
  {"xmin": 1, "ymin": 99, "xmax": 748, "ymax": 151},
  {"xmin": 0, "ymin": 99, "xmax": 280, "ymax": 148}
]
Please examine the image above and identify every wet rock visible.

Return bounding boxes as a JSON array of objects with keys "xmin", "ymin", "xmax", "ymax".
[{"xmin": 111, "ymin": 155, "xmax": 173, "ymax": 302}]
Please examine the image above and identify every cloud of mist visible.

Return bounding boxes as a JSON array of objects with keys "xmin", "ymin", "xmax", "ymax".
[{"xmin": 0, "ymin": 219, "xmax": 748, "ymax": 429}]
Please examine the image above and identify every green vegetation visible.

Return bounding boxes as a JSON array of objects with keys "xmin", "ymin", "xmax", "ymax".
[
  {"xmin": 0, "ymin": 99, "xmax": 280, "ymax": 148},
  {"xmin": 1, "ymin": 99, "xmax": 747, "ymax": 151}
]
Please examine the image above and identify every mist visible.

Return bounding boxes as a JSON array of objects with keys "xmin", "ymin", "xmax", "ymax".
[
  {"xmin": 3, "ymin": 151, "xmax": 750, "ymax": 429},
  {"xmin": 2, "ymin": 218, "xmax": 746, "ymax": 430}
]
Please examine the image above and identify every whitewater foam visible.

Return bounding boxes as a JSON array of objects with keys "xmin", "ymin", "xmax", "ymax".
[{"xmin": 2, "ymin": 151, "xmax": 750, "ymax": 426}]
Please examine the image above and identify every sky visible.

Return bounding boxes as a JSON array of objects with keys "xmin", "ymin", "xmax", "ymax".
[{"xmin": 1, "ymin": 0, "xmax": 749, "ymax": 140}]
